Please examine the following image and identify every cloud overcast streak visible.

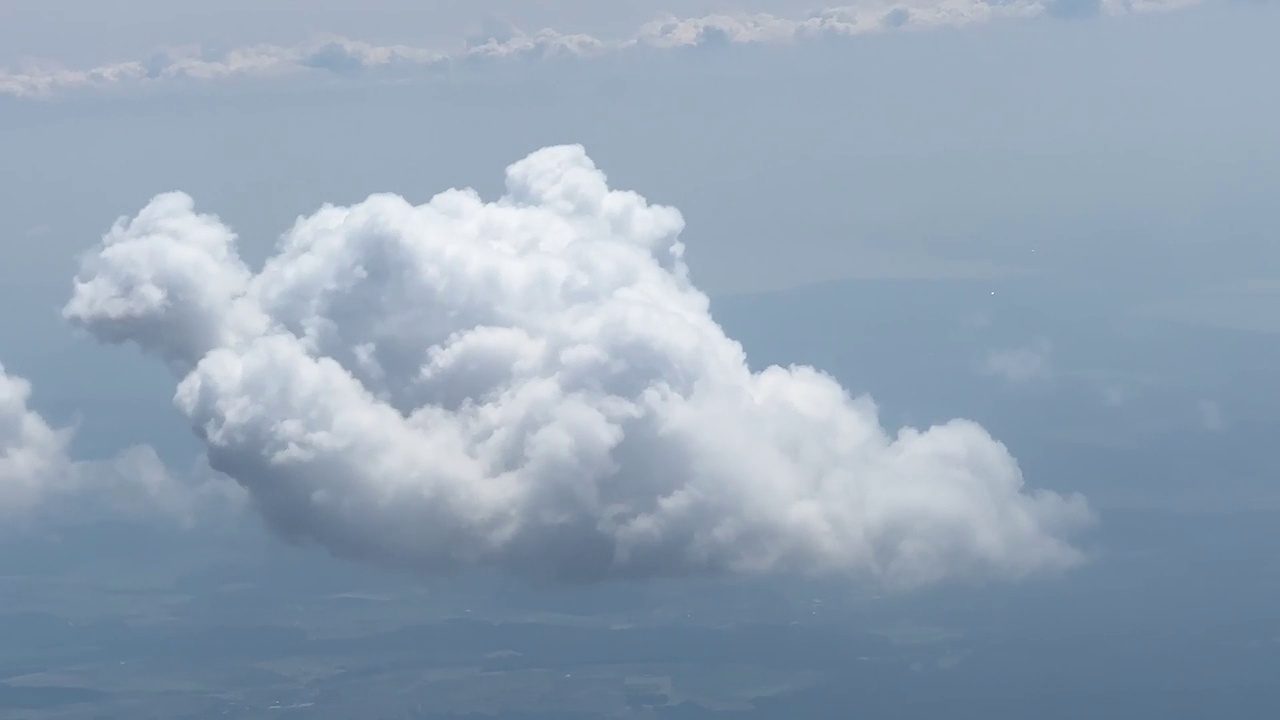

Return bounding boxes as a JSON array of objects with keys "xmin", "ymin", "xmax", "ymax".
[
  {"xmin": 64, "ymin": 145, "xmax": 1092, "ymax": 588},
  {"xmin": 3, "ymin": 0, "xmax": 1202, "ymax": 98}
]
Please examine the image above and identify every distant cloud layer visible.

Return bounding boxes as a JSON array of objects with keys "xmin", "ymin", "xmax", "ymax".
[
  {"xmin": 64, "ymin": 144, "xmax": 1092, "ymax": 588},
  {"xmin": 2, "ymin": 0, "xmax": 1202, "ymax": 98},
  {"xmin": 0, "ymin": 363, "xmax": 239, "ymax": 525}
]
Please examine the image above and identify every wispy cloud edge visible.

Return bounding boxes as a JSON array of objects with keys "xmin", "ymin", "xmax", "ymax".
[{"xmin": 2, "ymin": 0, "xmax": 1201, "ymax": 99}]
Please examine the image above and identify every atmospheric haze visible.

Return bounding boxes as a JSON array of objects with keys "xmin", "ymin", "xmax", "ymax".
[{"xmin": 59, "ymin": 144, "xmax": 1092, "ymax": 588}]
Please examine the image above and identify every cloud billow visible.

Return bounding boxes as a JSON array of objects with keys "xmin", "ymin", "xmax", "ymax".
[{"xmin": 63, "ymin": 145, "xmax": 1092, "ymax": 588}]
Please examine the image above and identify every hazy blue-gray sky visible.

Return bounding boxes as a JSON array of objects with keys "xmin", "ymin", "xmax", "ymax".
[
  {"xmin": 6, "ymin": 6, "xmax": 1280, "ymax": 717},
  {"xmin": 1, "ymin": 0, "xmax": 1277, "ymax": 572},
  {"xmin": 5, "ymin": 6, "xmax": 1275, "ymax": 324}
]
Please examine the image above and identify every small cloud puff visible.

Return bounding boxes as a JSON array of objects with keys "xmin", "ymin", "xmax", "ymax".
[
  {"xmin": 0, "ymin": 363, "xmax": 241, "ymax": 526},
  {"xmin": 1196, "ymin": 400, "xmax": 1225, "ymax": 433},
  {"xmin": 1, "ymin": 0, "xmax": 1204, "ymax": 98},
  {"xmin": 64, "ymin": 144, "xmax": 1092, "ymax": 589},
  {"xmin": 980, "ymin": 338, "xmax": 1054, "ymax": 386}
]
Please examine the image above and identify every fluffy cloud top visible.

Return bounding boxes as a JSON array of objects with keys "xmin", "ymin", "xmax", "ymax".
[
  {"xmin": 64, "ymin": 145, "xmax": 1091, "ymax": 588},
  {"xmin": 2, "ymin": 0, "xmax": 1203, "ymax": 98},
  {"xmin": 0, "ymin": 363, "xmax": 237, "ymax": 524}
]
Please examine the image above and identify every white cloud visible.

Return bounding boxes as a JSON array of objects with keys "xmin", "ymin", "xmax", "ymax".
[
  {"xmin": 1197, "ymin": 399, "xmax": 1225, "ymax": 433},
  {"xmin": 1101, "ymin": 384, "xmax": 1130, "ymax": 407},
  {"xmin": 1, "ymin": 0, "xmax": 1203, "ymax": 98},
  {"xmin": 0, "ymin": 363, "xmax": 241, "ymax": 525},
  {"xmin": 64, "ymin": 144, "xmax": 1092, "ymax": 588},
  {"xmin": 979, "ymin": 338, "xmax": 1054, "ymax": 385},
  {"xmin": 0, "ymin": 363, "xmax": 72, "ymax": 513}
]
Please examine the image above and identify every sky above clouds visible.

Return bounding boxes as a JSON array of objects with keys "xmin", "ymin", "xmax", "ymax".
[
  {"xmin": 2, "ymin": 0, "xmax": 1271, "ymax": 326},
  {"xmin": 1, "ymin": 0, "xmax": 1277, "ymax": 588}
]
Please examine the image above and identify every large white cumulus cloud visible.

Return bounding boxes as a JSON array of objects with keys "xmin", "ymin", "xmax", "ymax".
[{"xmin": 64, "ymin": 145, "xmax": 1091, "ymax": 588}]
